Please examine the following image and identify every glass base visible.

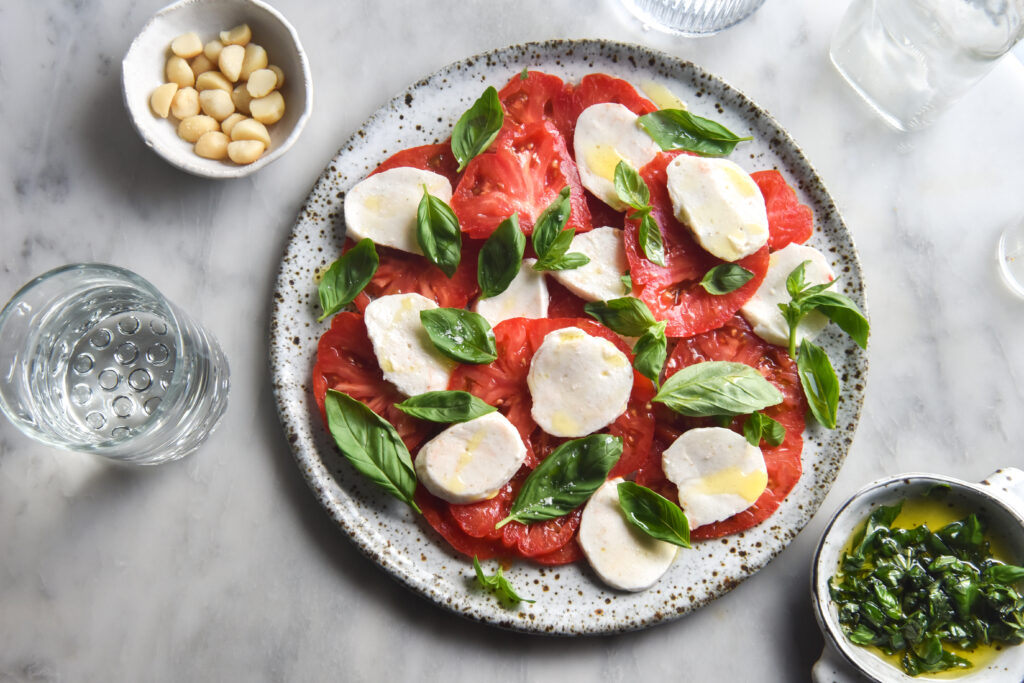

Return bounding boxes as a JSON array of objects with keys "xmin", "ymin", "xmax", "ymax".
[
  {"xmin": 618, "ymin": 0, "xmax": 767, "ymax": 37},
  {"xmin": 998, "ymin": 222, "xmax": 1024, "ymax": 298}
]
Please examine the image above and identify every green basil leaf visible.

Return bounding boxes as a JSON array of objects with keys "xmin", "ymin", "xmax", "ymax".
[
  {"xmin": 534, "ymin": 251, "xmax": 590, "ymax": 271},
  {"xmin": 613, "ymin": 161, "xmax": 650, "ymax": 211},
  {"xmin": 473, "ymin": 556, "xmax": 535, "ymax": 604},
  {"xmin": 452, "ymin": 86, "xmax": 504, "ymax": 172},
  {"xmin": 317, "ymin": 238, "xmax": 379, "ymax": 321},
  {"xmin": 324, "ymin": 390, "xmax": 420, "ymax": 513},
  {"xmin": 633, "ymin": 320, "xmax": 667, "ymax": 387},
  {"xmin": 786, "ymin": 260, "xmax": 811, "ymax": 300},
  {"xmin": 419, "ymin": 308, "xmax": 498, "ymax": 364},
  {"xmin": 742, "ymin": 412, "xmax": 786, "ymax": 447},
  {"xmin": 653, "ymin": 360, "xmax": 783, "ymax": 417},
  {"xmin": 496, "ymin": 434, "xmax": 622, "ymax": 528},
  {"xmin": 584, "ymin": 297, "xmax": 657, "ymax": 336},
  {"xmin": 478, "ymin": 214, "xmax": 525, "ymax": 298},
  {"xmin": 638, "ymin": 213, "xmax": 666, "ymax": 267},
  {"xmin": 701, "ymin": 263, "xmax": 755, "ymax": 295},
  {"xmin": 986, "ymin": 564, "xmax": 1024, "ymax": 584},
  {"xmin": 531, "ymin": 186, "xmax": 572, "ymax": 258},
  {"xmin": 638, "ymin": 109, "xmax": 752, "ymax": 157},
  {"xmin": 616, "ymin": 481, "xmax": 691, "ymax": 548},
  {"xmin": 519, "ymin": 67, "xmax": 529, "ymax": 80},
  {"xmin": 797, "ymin": 340, "xmax": 840, "ymax": 429},
  {"xmin": 416, "ymin": 188, "xmax": 462, "ymax": 278},
  {"xmin": 621, "ymin": 271, "xmax": 632, "ymax": 295},
  {"xmin": 395, "ymin": 391, "xmax": 496, "ymax": 423},
  {"xmin": 801, "ymin": 290, "xmax": 870, "ymax": 349}
]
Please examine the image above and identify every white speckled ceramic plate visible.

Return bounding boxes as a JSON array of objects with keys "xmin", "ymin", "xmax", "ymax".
[{"xmin": 269, "ymin": 40, "xmax": 868, "ymax": 635}]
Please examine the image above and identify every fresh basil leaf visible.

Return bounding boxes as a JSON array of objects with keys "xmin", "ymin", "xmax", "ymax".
[
  {"xmin": 584, "ymin": 297, "xmax": 657, "ymax": 337},
  {"xmin": 519, "ymin": 67, "xmax": 529, "ymax": 80},
  {"xmin": 420, "ymin": 308, "xmax": 498, "ymax": 364},
  {"xmin": 496, "ymin": 434, "xmax": 622, "ymax": 528},
  {"xmin": 986, "ymin": 564, "xmax": 1024, "ymax": 584},
  {"xmin": 797, "ymin": 340, "xmax": 840, "ymax": 429},
  {"xmin": 701, "ymin": 264, "xmax": 754, "ymax": 295},
  {"xmin": 613, "ymin": 161, "xmax": 650, "ymax": 211},
  {"xmin": 742, "ymin": 412, "xmax": 785, "ymax": 447},
  {"xmin": 534, "ymin": 251, "xmax": 590, "ymax": 271},
  {"xmin": 478, "ymin": 214, "xmax": 525, "ymax": 298},
  {"xmin": 801, "ymin": 290, "xmax": 870, "ymax": 349},
  {"xmin": 473, "ymin": 556, "xmax": 535, "ymax": 604},
  {"xmin": 653, "ymin": 360, "xmax": 783, "ymax": 417},
  {"xmin": 633, "ymin": 320, "xmax": 667, "ymax": 387},
  {"xmin": 638, "ymin": 213, "xmax": 666, "ymax": 267},
  {"xmin": 638, "ymin": 109, "xmax": 752, "ymax": 157},
  {"xmin": 416, "ymin": 188, "xmax": 462, "ymax": 278},
  {"xmin": 531, "ymin": 186, "xmax": 572, "ymax": 258},
  {"xmin": 395, "ymin": 391, "xmax": 496, "ymax": 423},
  {"xmin": 324, "ymin": 390, "xmax": 420, "ymax": 513},
  {"xmin": 621, "ymin": 271, "xmax": 632, "ymax": 295},
  {"xmin": 785, "ymin": 260, "xmax": 810, "ymax": 300},
  {"xmin": 616, "ymin": 481, "xmax": 691, "ymax": 548},
  {"xmin": 317, "ymin": 238, "xmax": 379, "ymax": 321},
  {"xmin": 452, "ymin": 86, "xmax": 504, "ymax": 172}
]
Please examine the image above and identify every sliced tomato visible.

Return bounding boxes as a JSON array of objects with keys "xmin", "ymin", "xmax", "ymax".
[
  {"xmin": 348, "ymin": 239, "xmax": 481, "ymax": 312},
  {"xmin": 552, "ymin": 73, "xmax": 658, "ymax": 148},
  {"xmin": 533, "ymin": 538, "xmax": 584, "ymax": 565},
  {"xmin": 636, "ymin": 315, "xmax": 806, "ymax": 540},
  {"xmin": 450, "ymin": 120, "xmax": 591, "ymax": 239},
  {"xmin": 312, "ymin": 312, "xmax": 433, "ymax": 452},
  {"xmin": 498, "ymin": 70, "xmax": 567, "ymax": 128},
  {"xmin": 624, "ymin": 152, "xmax": 769, "ymax": 338},
  {"xmin": 751, "ymin": 170, "xmax": 814, "ymax": 251},
  {"xmin": 545, "ymin": 277, "xmax": 588, "ymax": 319},
  {"xmin": 586, "ymin": 191, "xmax": 627, "ymax": 231},
  {"xmin": 416, "ymin": 489, "xmax": 509, "ymax": 560},
  {"xmin": 369, "ymin": 142, "xmax": 461, "ymax": 187}
]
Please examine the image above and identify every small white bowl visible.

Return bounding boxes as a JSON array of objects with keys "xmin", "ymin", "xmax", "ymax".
[
  {"xmin": 122, "ymin": 0, "xmax": 312, "ymax": 178},
  {"xmin": 811, "ymin": 469, "xmax": 1024, "ymax": 682}
]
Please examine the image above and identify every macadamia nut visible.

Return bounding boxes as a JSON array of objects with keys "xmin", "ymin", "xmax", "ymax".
[
  {"xmin": 227, "ymin": 139, "xmax": 265, "ymax": 164},
  {"xmin": 230, "ymin": 118, "xmax": 271, "ymax": 147},
  {"xmin": 171, "ymin": 32, "xmax": 203, "ymax": 58},
  {"xmin": 199, "ymin": 89, "xmax": 235, "ymax": 121},
  {"xmin": 246, "ymin": 69, "xmax": 277, "ymax": 98},
  {"xmin": 170, "ymin": 86, "xmax": 201, "ymax": 119},
  {"xmin": 218, "ymin": 44, "xmax": 244, "ymax": 82},
  {"xmin": 220, "ymin": 24, "xmax": 251, "ymax": 46},
  {"xmin": 195, "ymin": 131, "xmax": 230, "ymax": 159},
  {"xmin": 150, "ymin": 82, "xmax": 178, "ymax": 118},
  {"xmin": 165, "ymin": 56, "xmax": 195, "ymax": 88},
  {"xmin": 250, "ymin": 91, "xmax": 285, "ymax": 125},
  {"xmin": 177, "ymin": 115, "xmax": 219, "ymax": 143},
  {"xmin": 240, "ymin": 43, "xmax": 268, "ymax": 81}
]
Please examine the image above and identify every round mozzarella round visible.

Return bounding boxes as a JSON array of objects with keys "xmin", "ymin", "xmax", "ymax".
[
  {"xmin": 363, "ymin": 293, "xmax": 453, "ymax": 397},
  {"xmin": 550, "ymin": 227, "xmax": 629, "ymax": 302},
  {"xmin": 344, "ymin": 166, "xmax": 452, "ymax": 255},
  {"xmin": 578, "ymin": 477, "xmax": 678, "ymax": 592},
  {"xmin": 740, "ymin": 242, "xmax": 835, "ymax": 347},
  {"xmin": 661, "ymin": 427, "xmax": 768, "ymax": 530},
  {"xmin": 665, "ymin": 155, "xmax": 769, "ymax": 262},
  {"xmin": 527, "ymin": 327, "xmax": 633, "ymax": 437},
  {"xmin": 573, "ymin": 103, "xmax": 662, "ymax": 211},
  {"xmin": 473, "ymin": 258, "xmax": 549, "ymax": 327},
  {"xmin": 414, "ymin": 412, "xmax": 526, "ymax": 504}
]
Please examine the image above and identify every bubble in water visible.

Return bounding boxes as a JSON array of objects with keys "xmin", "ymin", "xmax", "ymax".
[
  {"xmin": 146, "ymin": 343, "xmax": 170, "ymax": 365},
  {"xmin": 112, "ymin": 396, "xmax": 135, "ymax": 418},
  {"xmin": 111, "ymin": 426, "xmax": 130, "ymax": 439},
  {"xmin": 150, "ymin": 319, "xmax": 169, "ymax": 335},
  {"xmin": 85, "ymin": 412, "xmax": 106, "ymax": 429},
  {"xmin": 128, "ymin": 368, "xmax": 152, "ymax": 391},
  {"xmin": 89, "ymin": 329, "xmax": 112, "ymax": 349},
  {"xmin": 71, "ymin": 383, "xmax": 92, "ymax": 405},
  {"xmin": 114, "ymin": 342, "xmax": 138, "ymax": 365},
  {"xmin": 117, "ymin": 316, "xmax": 141, "ymax": 334},
  {"xmin": 98, "ymin": 369, "xmax": 120, "ymax": 390},
  {"xmin": 144, "ymin": 396, "xmax": 161, "ymax": 415},
  {"xmin": 72, "ymin": 353, "xmax": 94, "ymax": 374}
]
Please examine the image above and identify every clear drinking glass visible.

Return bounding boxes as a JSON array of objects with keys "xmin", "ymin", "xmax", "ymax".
[
  {"xmin": 830, "ymin": 0, "xmax": 1024, "ymax": 132},
  {"xmin": 998, "ymin": 219, "xmax": 1024, "ymax": 298},
  {"xmin": 0, "ymin": 264, "xmax": 230, "ymax": 464},
  {"xmin": 619, "ymin": 0, "xmax": 768, "ymax": 36}
]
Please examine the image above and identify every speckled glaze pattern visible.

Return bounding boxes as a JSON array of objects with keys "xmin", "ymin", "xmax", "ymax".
[{"xmin": 268, "ymin": 39, "xmax": 869, "ymax": 635}]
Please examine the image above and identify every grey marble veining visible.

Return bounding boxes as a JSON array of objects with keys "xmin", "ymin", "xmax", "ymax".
[{"xmin": 3, "ymin": 1, "xmax": 1024, "ymax": 681}]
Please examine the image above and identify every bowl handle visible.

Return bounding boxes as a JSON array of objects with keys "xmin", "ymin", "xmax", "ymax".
[
  {"xmin": 812, "ymin": 640, "xmax": 869, "ymax": 683},
  {"xmin": 979, "ymin": 467, "xmax": 1024, "ymax": 515}
]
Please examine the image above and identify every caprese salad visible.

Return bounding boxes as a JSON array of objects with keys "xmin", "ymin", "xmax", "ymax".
[{"xmin": 311, "ymin": 69, "xmax": 868, "ymax": 598}]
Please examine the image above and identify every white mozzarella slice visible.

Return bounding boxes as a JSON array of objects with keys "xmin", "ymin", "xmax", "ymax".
[
  {"xmin": 414, "ymin": 412, "xmax": 526, "ymax": 504},
  {"xmin": 527, "ymin": 327, "xmax": 633, "ymax": 437},
  {"xmin": 473, "ymin": 258, "xmax": 549, "ymax": 326},
  {"xmin": 574, "ymin": 103, "xmax": 662, "ymax": 211},
  {"xmin": 661, "ymin": 427, "xmax": 768, "ymax": 530},
  {"xmin": 363, "ymin": 293, "xmax": 453, "ymax": 397},
  {"xmin": 550, "ymin": 227, "xmax": 629, "ymax": 302},
  {"xmin": 740, "ymin": 243, "xmax": 835, "ymax": 347},
  {"xmin": 344, "ymin": 166, "xmax": 452, "ymax": 255},
  {"xmin": 579, "ymin": 478, "xmax": 678, "ymax": 591},
  {"xmin": 665, "ymin": 155, "xmax": 769, "ymax": 262}
]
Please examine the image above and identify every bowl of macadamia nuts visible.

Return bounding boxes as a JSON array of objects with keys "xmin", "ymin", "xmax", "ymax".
[{"xmin": 122, "ymin": 0, "xmax": 312, "ymax": 178}]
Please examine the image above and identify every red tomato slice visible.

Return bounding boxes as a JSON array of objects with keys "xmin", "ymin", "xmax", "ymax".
[
  {"xmin": 545, "ymin": 277, "xmax": 589, "ymax": 319},
  {"xmin": 498, "ymin": 70, "xmax": 567, "ymax": 128},
  {"xmin": 369, "ymin": 142, "xmax": 461, "ymax": 187},
  {"xmin": 311, "ymin": 312, "xmax": 434, "ymax": 452},
  {"xmin": 451, "ymin": 120, "xmax": 592, "ymax": 239},
  {"xmin": 751, "ymin": 170, "xmax": 814, "ymax": 251},
  {"xmin": 552, "ymin": 73, "xmax": 658, "ymax": 148},
  {"xmin": 624, "ymin": 152, "xmax": 769, "ymax": 338},
  {"xmin": 416, "ymin": 489, "xmax": 509, "ymax": 561},
  {"xmin": 636, "ymin": 316, "xmax": 806, "ymax": 540}
]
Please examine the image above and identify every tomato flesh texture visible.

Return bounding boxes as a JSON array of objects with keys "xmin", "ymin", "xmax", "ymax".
[
  {"xmin": 624, "ymin": 152, "xmax": 769, "ymax": 338},
  {"xmin": 451, "ymin": 120, "xmax": 591, "ymax": 239},
  {"xmin": 552, "ymin": 73, "xmax": 658, "ymax": 148},
  {"xmin": 750, "ymin": 170, "xmax": 814, "ymax": 251},
  {"xmin": 498, "ymin": 70, "xmax": 567, "ymax": 129},
  {"xmin": 369, "ymin": 142, "xmax": 461, "ymax": 187},
  {"xmin": 636, "ymin": 316, "xmax": 806, "ymax": 539}
]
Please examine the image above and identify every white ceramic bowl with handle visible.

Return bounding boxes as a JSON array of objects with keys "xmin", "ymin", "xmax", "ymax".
[
  {"xmin": 811, "ymin": 469, "xmax": 1024, "ymax": 682},
  {"xmin": 122, "ymin": 0, "xmax": 312, "ymax": 178}
]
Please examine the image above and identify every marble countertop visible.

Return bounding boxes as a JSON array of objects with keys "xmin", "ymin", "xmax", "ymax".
[{"xmin": 3, "ymin": 1, "xmax": 1024, "ymax": 681}]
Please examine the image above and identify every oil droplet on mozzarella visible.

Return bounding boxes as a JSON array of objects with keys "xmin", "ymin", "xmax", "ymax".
[
  {"xmin": 693, "ymin": 467, "xmax": 768, "ymax": 503},
  {"xmin": 585, "ymin": 145, "xmax": 625, "ymax": 183}
]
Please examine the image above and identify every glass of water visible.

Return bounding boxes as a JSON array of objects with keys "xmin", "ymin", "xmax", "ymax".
[
  {"xmin": 0, "ymin": 264, "xmax": 230, "ymax": 465},
  {"xmin": 619, "ymin": 0, "xmax": 768, "ymax": 36},
  {"xmin": 830, "ymin": 0, "xmax": 1024, "ymax": 132}
]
